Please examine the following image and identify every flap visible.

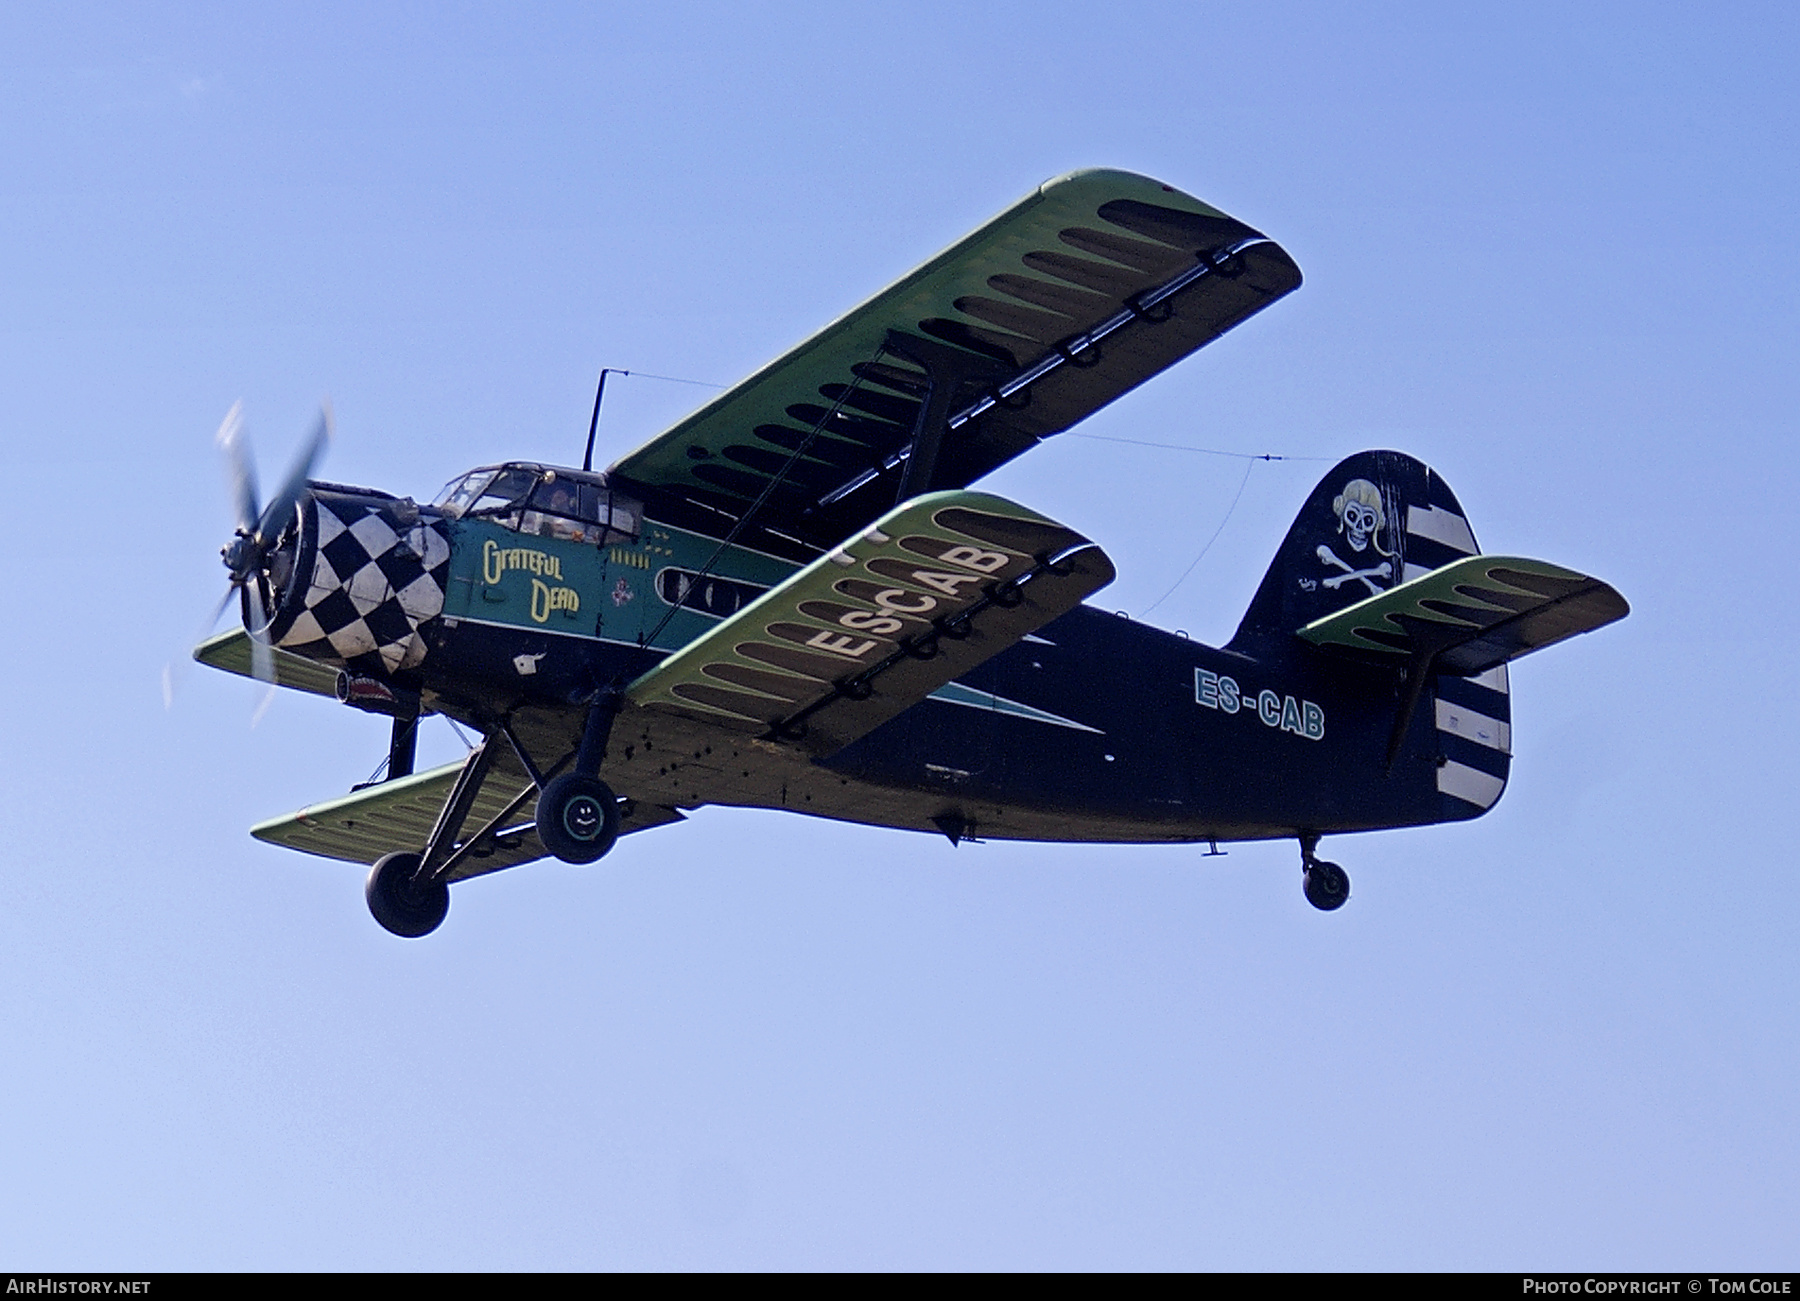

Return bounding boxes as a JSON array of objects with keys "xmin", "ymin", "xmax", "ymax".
[
  {"xmin": 606, "ymin": 168, "xmax": 1300, "ymax": 554},
  {"xmin": 1296, "ymin": 555, "xmax": 1629, "ymax": 675},
  {"xmin": 626, "ymin": 490, "xmax": 1115, "ymax": 757}
]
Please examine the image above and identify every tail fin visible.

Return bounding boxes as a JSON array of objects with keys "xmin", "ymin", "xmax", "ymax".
[
  {"xmin": 1230, "ymin": 450, "xmax": 1516, "ymax": 818},
  {"xmin": 1230, "ymin": 450, "xmax": 1629, "ymax": 820},
  {"xmin": 1230, "ymin": 450, "xmax": 1482, "ymax": 646}
]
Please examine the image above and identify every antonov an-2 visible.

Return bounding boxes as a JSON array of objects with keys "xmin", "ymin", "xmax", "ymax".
[{"xmin": 196, "ymin": 168, "xmax": 1628, "ymax": 936}]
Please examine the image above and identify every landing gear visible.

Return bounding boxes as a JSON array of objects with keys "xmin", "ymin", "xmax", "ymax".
[
  {"xmin": 1303, "ymin": 859, "xmax": 1350, "ymax": 911},
  {"xmin": 359, "ymin": 692, "xmax": 628, "ymax": 935},
  {"xmin": 526, "ymin": 686, "xmax": 627, "ymax": 865},
  {"xmin": 1299, "ymin": 835, "xmax": 1350, "ymax": 911},
  {"xmin": 365, "ymin": 851, "xmax": 450, "ymax": 937},
  {"xmin": 535, "ymin": 772, "xmax": 622, "ymax": 864}
]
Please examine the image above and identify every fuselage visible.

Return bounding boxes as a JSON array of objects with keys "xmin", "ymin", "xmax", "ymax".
[{"xmin": 260, "ymin": 463, "xmax": 1505, "ymax": 847}]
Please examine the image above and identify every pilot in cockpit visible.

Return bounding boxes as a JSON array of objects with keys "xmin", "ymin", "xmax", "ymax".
[{"xmin": 536, "ymin": 484, "xmax": 588, "ymax": 543}]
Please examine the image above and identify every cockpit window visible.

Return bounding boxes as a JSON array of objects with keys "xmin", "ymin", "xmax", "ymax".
[
  {"xmin": 520, "ymin": 475, "xmax": 642, "ymax": 544},
  {"xmin": 434, "ymin": 470, "xmax": 495, "ymax": 517},
  {"xmin": 438, "ymin": 464, "xmax": 641, "ymax": 543},
  {"xmin": 468, "ymin": 468, "xmax": 540, "ymax": 517}
]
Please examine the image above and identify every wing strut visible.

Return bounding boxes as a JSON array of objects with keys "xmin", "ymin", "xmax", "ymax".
[{"xmin": 884, "ymin": 330, "xmax": 1012, "ymax": 504}]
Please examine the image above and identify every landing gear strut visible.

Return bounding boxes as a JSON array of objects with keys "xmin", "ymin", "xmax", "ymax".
[
  {"xmin": 1299, "ymin": 834, "xmax": 1350, "ymax": 912},
  {"xmin": 360, "ymin": 691, "xmax": 628, "ymax": 935}
]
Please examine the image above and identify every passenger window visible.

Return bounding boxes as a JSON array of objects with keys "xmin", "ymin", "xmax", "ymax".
[{"xmin": 655, "ymin": 568, "xmax": 767, "ymax": 617}]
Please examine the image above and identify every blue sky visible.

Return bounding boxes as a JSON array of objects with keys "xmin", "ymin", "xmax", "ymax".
[{"xmin": 1, "ymin": 0, "xmax": 1795, "ymax": 1269}]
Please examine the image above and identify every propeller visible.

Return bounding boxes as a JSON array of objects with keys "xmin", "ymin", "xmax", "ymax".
[{"xmin": 173, "ymin": 400, "xmax": 333, "ymax": 705}]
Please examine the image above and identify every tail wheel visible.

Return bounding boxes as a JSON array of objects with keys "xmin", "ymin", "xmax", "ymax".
[
  {"xmin": 536, "ymin": 772, "xmax": 622, "ymax": 864},
  {"xmin": 1303, "ymin": 859, "xmax": 1350, "ymax": 911},
  {"xmin": 365, "ymin": 851, "xmax": 450, "ymax": 937}
]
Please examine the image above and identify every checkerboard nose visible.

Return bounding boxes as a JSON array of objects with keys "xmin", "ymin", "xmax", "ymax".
[{"xmin": 265, "ymin": 491, "xmax": 452, "ymax": 678}]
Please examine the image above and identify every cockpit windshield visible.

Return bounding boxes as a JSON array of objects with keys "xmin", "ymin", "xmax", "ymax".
[
  {"xmin": 434, "ymin": 464, "xmax": 641, "ymax": 544},
  {"xmin": 437, "ymin": 472, "xmax": 490, "ymax": 516}
]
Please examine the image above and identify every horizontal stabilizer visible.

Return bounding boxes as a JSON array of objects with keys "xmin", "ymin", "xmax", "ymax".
[
  {"xmin": 1296, "ymin": 555, "xmax": 1628, "ymax": 675},
  {"xmin": 627, "ymin": 490, "xmax": 1115, "ymax": 757},
  {"xmin": 250, "ymin": 752, "xmax": 682, "ymax": 877},
  {"xmin": 194, "ymin": 628, "xmax": 342, "ymax": 698}
]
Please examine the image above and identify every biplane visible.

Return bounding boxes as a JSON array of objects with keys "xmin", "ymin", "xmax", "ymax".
[{"xmin": 196, "ymin": 168, "xmax": 1628, "ymax": 936}]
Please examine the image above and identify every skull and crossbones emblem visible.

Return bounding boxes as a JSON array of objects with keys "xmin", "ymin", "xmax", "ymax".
[{"xmin": 1316, "ymin": 477, "xmax": 1395, "ymax": 596}]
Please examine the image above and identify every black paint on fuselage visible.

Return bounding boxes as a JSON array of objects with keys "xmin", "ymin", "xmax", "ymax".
[
  {"xmin": 334, "ymin": 449, "xmax": 1512, "ymax": 848},
  {"xmin": 823, "ymin": 606, "xmax": 1471, "ymax": 842}
]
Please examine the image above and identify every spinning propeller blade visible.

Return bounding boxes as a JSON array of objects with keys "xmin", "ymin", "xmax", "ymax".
[
  {"xmin": 162, "ymin": 539, "xmax": 245, "ymax": 709},
  {"xmin": 255, "ymin": 403, "xmax": 332, "ymax": 550},
  {"xmin": 184, "ymin": 399, "xmax": 334, "ymax": 717},
  {"xmin": 241, "ymin": 581, "xmax": 276, "ymax": 687},
  {"xmin": 216, "ymin": 400, "xmax": 260, "ymax": 536}
]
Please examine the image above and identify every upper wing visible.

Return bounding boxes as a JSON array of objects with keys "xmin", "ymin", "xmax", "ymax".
[
  {"xmin": 626, "ymin": 490, "xmax": 1115, "ymax": 758},
  {"xmin": 1297, "ymin": 555, "xmax": 1629, "ymax": 675},
  {"xmin": 606, "ymin": 168, "xmax": 1301, "ymax": 554}
]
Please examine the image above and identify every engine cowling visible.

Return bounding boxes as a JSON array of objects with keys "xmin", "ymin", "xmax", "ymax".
[{"xmin": 256, "ymin": 488, "xmax": 452, "ymax": 677}]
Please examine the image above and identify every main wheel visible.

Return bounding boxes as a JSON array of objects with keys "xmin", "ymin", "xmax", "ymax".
[
  {"xmin": 536, "ymin": 772, "xmax": 622, "ymax": 864},
  {"xmin": 365, "ymin": 851, "xmax": 449, "ymax": 937},
  {"xmin": 1303, "ymin": 859, "xmax": 1350, "ymax": 911}
]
